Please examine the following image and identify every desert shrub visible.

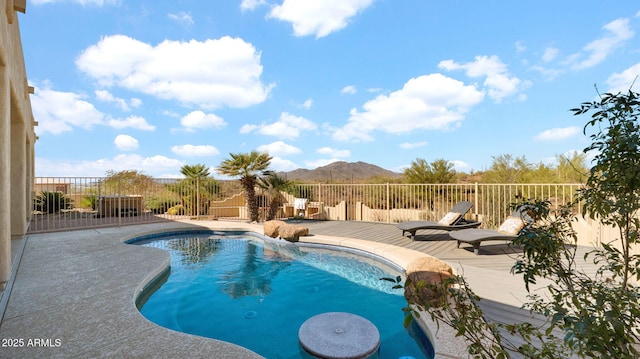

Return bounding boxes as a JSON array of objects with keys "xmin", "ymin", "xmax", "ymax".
[
  {"xmin": 166, "ymin": 205, "xmax": 185, "ymax": 215},
  {"xmin": 147, "ymin": 197, "xmax": 180, "ymax": 214},
  {"xmin": 34, "ymin": 191, "xmax": 71, "ymax": 214},
  {"xmin": 81, "ymin": 194, "xmax": 98, "ymax": 210}
]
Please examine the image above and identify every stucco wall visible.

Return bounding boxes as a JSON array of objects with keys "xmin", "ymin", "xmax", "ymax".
[{"xmin": 1, "ymin": 0, "xmax": 37, "ymax": 289}]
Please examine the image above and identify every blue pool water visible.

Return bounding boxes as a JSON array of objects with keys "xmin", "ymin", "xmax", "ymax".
[{"xmin": 132, "ymin": 231, "xmax": 433, "ymax": 359}]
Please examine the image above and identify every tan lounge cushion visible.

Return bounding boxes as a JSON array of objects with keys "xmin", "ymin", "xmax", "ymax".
[
  {"xmin": 438, "ymin": 212, "xmax": 461, "ymax": 225},
  {"xmin": 497, "ymin": 216, "xmax": 525, "ymax": 235}
]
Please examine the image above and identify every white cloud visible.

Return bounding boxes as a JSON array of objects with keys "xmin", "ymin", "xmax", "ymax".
[
  {"xmin": 341, "ymin": 85, "xmax": 357, "ymax": 94},
  {"xmin": 606, "ymin": 63, "xmax": 640, "ymax": 93},
  {"xmin": 316, "ymin": 147, "xmax": 350, "ymax": 157},
  {"xmin": 31, "ymin": 84, "xmax": 154, "ymax": 134},
  {"xmin": 168, "ymin": 12, "xmax": 194, "ymax": 27},
  {"xmin": 240, "ymin": 0, "xmax": 266, "ymax": 11},
  {"xmin": 530, "ymin": 65, "xmax": 564, "ymax": 81},
  {"xmin": 534, "ymin": 126, "xmax": 581, "ymax": 141},
  {"xmin": 95, "ymin": 89, "xmax": 130, "ymax": 111},
  {"xmin": 107, "ymin": 115, "xmax": 156, "ymax": 131},
  {"xmin": 31, "ymin": 86, "xmax": 105, "ymax": 135},
  {"xmin": 31, "ymin": 0, "xmax": 121, "ymax": 5},
  {"xmin": 239, "ymin": 124, "xmax": 259, "ymax": 134},
  {"xmin": 542, "ymin": 47, "xmax": 559, "ymax": 62},
  {"xmin": 129, "ymin": 98, "xmax": 142, "ymax": 108},
  {"xmin": 269, "ymin": 157, "xmax": 299, "ymax": 172},
  {"xmin": 268, "ymin": 0, "xmax": 374, "ymax": 38},
  {"xmin": 568, "ymin": 17, "xmax": 634, "ymax": 70},
  {"xmin": 257, "ymin": 141, "xmax": 302, "ymax": 156},
  {"xmin": 399, "ymin": 141, "xmax": 428, "ymax": 149},
  {"xmin": 113, "ymin": 134, "xmax": 139, "ymax": 151},
  {"xmin": 180, "ymin": 111, "xmax": 226, "ymax": 132},
  {"xmin": 76, "ymin": 35, "xmax": 273, "ymax": 109},
  {"xmin": 515, "ymin": 41, "xmax": 526, "ymax": 53},
  {"xmin": 240, "ymin": 112, "xmax": 317, "ymax": 138},
  {"xmin": 171, "ymin": 144, "xmax": 220, "ymax": 157},
  {"xmin": 301, "ymin": 99, "xmax": 313, "ymax": 109},
  {"xmin": 333, "ymin": 73, "xmax": 484, "ymax": 142},
  {"xmin": 451, "ymin": 160, "xmax": 469, "ymax": 171},
  {"xmin": 438, "ymin": 55, "xmax": 525, "ymax": 103},
  {"xmin": 35, "ymin": 154, "xmax": 183, "ymax": 177}
]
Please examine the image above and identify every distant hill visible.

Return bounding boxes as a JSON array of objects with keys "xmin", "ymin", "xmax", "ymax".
[{"xmin": 280, "ymin": 161, "xmax": 401, "ymax": 182}]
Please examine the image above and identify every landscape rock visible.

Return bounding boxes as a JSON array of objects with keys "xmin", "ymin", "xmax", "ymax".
[
  {"xmin": 404, "ymin": 256, "xmax": 454, "ymax": 307},
  {"xmin": 278, "ymin": 224, "xmax": 309, "ymax": 242},
  {"xmin": 264, "ymin": 220, "xmax": 287, "ymax": 238}
]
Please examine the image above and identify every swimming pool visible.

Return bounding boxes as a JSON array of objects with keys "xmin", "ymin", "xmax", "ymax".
[{"xmin": 131, "ymin": 230, "xmax": 434, "ymax": 358}]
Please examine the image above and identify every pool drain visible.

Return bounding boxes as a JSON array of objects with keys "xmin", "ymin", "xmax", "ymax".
[
  {"xmin": 244, "ymin": 311, "xmax": 257, "ymax": 319},
  {"xmin": 298, "ymin": 312, "xmax": 380, "ymax": 359}
]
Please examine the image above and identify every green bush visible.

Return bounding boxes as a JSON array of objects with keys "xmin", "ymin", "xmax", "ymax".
[
  {"xmin": 146, "ymin": 197, "xmax": 180, "ymax": 214},
  {"xmin": 166, "ymin": 204, "xmax": 185, "ymax": 215},
  {"xmin": 81, "ymin": 194, "xmax": 98, "ymax": 210}
]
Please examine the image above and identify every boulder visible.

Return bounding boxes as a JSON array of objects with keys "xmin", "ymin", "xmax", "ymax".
[
  {"xmin": 404, "ymin": 256, "xmax": 453, "ymax": 307},
  {"xmin": 264, "ymin": 220, "xmax": 286, "ymax": 238},
  {"xmin": 278, "ymin": 224, "xmax": 309, "ymax": 242}
]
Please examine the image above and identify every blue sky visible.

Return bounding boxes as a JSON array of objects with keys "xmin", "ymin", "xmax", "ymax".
[{"xmin": 20, "ymin": 0, "xmax": 640, "ymax": 178}]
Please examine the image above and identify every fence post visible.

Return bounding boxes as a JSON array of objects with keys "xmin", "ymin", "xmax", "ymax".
[
  {"xmin": 118, "ymin": 177, "xmax": 122, "ymax": 227},
  {"xmin": 386, "ymin": 183, "xmax": 390, "ymax": 223},
  {"xmin": 474, "ymin": 182, "xmax": 479, "ymax": 221},
  {"xmin": 196, "ymin": 178, "xmax": 200, "ymax": 221}
]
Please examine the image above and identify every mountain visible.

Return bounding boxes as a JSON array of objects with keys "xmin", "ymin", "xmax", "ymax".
[{"xmin": 280, "ymin": 161, "xmax": 401, "ymax": 182}]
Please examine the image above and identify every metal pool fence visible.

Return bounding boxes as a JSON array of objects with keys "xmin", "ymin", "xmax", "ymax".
[{"xmin": 28, "ymin": 177, "xmax": 584, "ymax": 233}]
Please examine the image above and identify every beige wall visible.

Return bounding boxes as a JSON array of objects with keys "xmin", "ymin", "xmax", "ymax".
[{"xmin": 1, "ymin": 0, "xmax": 37, "ymax": 289}]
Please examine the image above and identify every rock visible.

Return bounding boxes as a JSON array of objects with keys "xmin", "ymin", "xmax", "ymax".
[
  {"xmin": 406, "ymin": 256, "xmax": 453, "ymax": 276},
  {"xmin": 264, "ymin": 220, "xmax": 286, "ymax": 238},
  {"xmin": 278, "ymin": 224, "xmax": 309, "ymax": 242},
  {"xmin": 404, "ymin": 256, "xmax": 453, "ymax": 307}
]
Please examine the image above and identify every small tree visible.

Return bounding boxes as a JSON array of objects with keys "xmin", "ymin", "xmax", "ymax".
[
  {"xmin": 102, "ymin": 170, "xmax": 154, "ymax": 195},
  {"xmin": 395, "ymin": 88, "xmax": 640, "ymax": 358},
  {"xmin": 483, "ymin": 154, "xmax": 530, "ymax": 183},
  {"xmin": 556, "ymin": 152, "xmax": 588, "ymax": 183},
  {"xmin": 167, "ymin": 164, "xmax": 218, "ymax": 216},
  {"xmin": 258, "ymin": 173, "xmax": 292, "ymax": 220},
  {"xmin": 403, "ymin": 158, "xmax": 456, "ymax": 184},
  {"xmin": 218, "ymin": 151, "xmax": 272, "ymax": 222}
]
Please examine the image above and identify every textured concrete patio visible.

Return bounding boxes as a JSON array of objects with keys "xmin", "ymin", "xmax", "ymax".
[
  {"xmin": 0, "ymin": 219, "xmax": 587, "ymax": 358},
  {"xmin": 0, "ymin": 221, "xmax": 269, "ymax": 358}
]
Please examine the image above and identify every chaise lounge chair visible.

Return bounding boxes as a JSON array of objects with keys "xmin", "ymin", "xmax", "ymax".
[
  {"xmin": 450, "ymin": 208, "xmax": 531, "ymax": 255},
  {"xmin": 396, "ymin": 201, "xmax": 481, "ymax": 240}
]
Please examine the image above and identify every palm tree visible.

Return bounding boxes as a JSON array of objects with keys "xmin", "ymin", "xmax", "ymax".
[
  {"xmin": 180, "ymin": 164, "xmax": 210, "ymax": 179},
  {"xmin": 170, "ymin": 164, "xmax": 217, "ymax": 215},
  {"xmin": 217, "ymin": 151, "xmax": 272, "ymax": 222},
  {"xmin": 258, "ymin": 173, "xmax": 292, "ymax": 220}
]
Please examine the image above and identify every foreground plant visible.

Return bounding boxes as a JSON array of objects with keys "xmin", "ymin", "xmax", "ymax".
[{"xmin": 394, "ymin": 88, "xmax": 640, "ymax": 358}]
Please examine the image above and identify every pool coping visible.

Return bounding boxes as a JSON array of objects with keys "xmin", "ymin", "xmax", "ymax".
[{"xmin": 0, "ymin": 220, "xmax": 468, "ymax": 358}]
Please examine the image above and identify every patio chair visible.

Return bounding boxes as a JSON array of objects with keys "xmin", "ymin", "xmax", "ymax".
[
  {"xmin": 396, "ymin": 201, "xmax": 481, "ymax": 240},
  {"xmin": 450, "ymin": 207, "xmax": 532, "ymax": 255}
]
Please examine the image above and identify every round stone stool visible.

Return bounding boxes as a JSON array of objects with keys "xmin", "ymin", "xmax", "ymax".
[{"xmin": 298, "ymin": 312, "xmax": 380, "ymax": 359}]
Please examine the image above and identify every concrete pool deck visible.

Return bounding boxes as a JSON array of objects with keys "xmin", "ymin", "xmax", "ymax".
[{"xmin": 0, "ymin": 219, "xmax": 534, "ymax": 358}]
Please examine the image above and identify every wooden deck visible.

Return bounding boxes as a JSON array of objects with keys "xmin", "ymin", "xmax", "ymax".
[
  {"xmin": 296, "ymin": 219, "xmax": 525, "ymax": 268},
  {"xmin": 294, "ymin": 219, "xmax": 595, "ymax": 358}
]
